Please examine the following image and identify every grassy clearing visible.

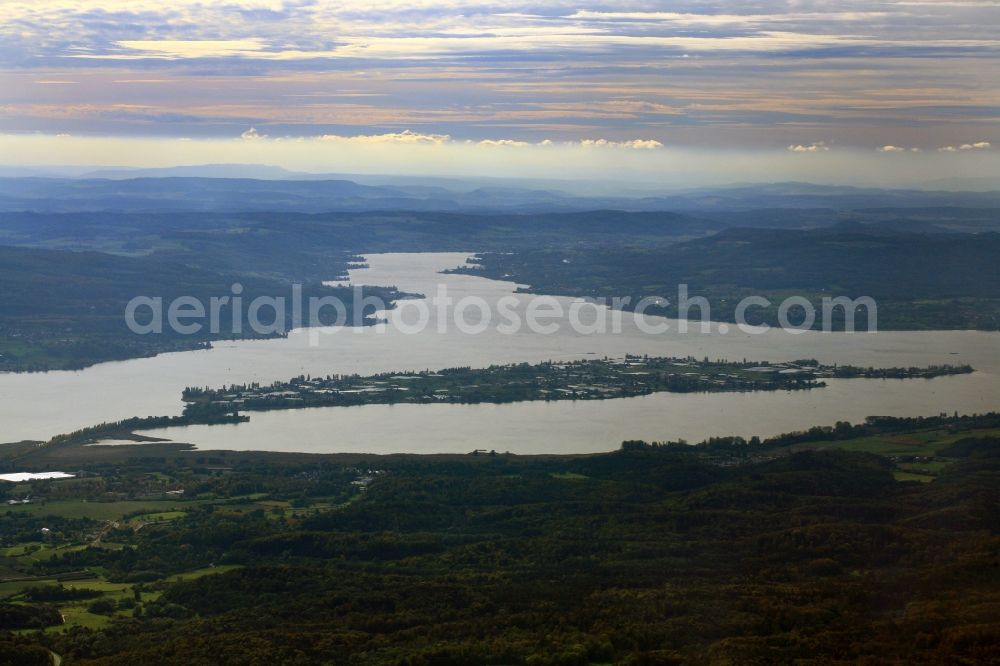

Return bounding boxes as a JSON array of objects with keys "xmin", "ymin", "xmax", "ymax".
[
  {"xmin": 550, "ymin": 472, "xmax": 589, "ymax": 480},
  {"xmin": 0, "ymin": 543, "xmax": 90, "ymax": 566},
  {"xmin": 0, "ymin": 576, "xmax": 123, "ymax": 602},
  {"xmin": 4, "ymin": 564, "xmax": 236, "ymax": 632},
  {"xmin": 164, "ymin": 564, "xmax": 243, "ymax": 583},
  {"xmin": 784, "ymin": 425, "xmax": 1000, "ymax": 484},
  {"xmin": 129, "ymin": 511, "xmax": 186, "ymax": 524},
  {"xmin": 0, "ymin": 543, "xmax": 43, "ymax": 558},
  {"xmin": 897, "ymin": 461, "xmax": 952, "ymax": 478},
  {"xmin": 900, "ymin": 460, "xmax": 952, "ymax": 472},
  {"xmin": 0, "ymin": 579, "xmax": 59, "ymax": 598},
  {"xmin": 3, "ymin": 499, "xmax": 198, "ymax": 521},
  {"xmin": 261, "ymin": 498, "xmax": 354, "ymax": 520},
  {"xmin": 894, "ymin": 471, "xmax": 935, "ymax": 483},
  {"xmin": 60, "ymin": 581, "xmax": 131, "ymax": 595},
  {"xmin": 47, "ymin": 606, "xmax": 114, "ymax": 632},
  {"xmin": 788, "ymin": 427, "xmax": 1000, "ymax": 457},
  {"xmin": 255, "ymin": 500, "xmax": 291, "ymax": 509},
  {"xmin": 16, "ymin": 544, "xmax": 89, "ymax": 564}
]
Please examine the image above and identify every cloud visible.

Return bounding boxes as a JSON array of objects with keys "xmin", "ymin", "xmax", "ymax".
[
  {"xmin": 65, "ymin": 32, "xmax": 884, "ymax": 61},
  {"xmin": 579, "ymin": 139, "xmax": 664, "ymax": 150},
  {"xmin": 1, "ymin": 0, "xmax": 998, "ymax": 155},
  {"xmin": 477, "ymin": 139, "xmax": 531, "ymax": 147},
  {"xmin": 245, "ymin": 130, "xmax": 664, "ymax": 150},
  {"xmin": 317, "ymin": 130, "xmax": 450, "ymax": 145},
  {"xmin": 620, "ymin": 139, "xmax": 665, "ymax": 150},
  {"xmin": 473, "ymin": 138, "xmax": 663, "ymax": 149},
  {"xmin": 938, "ymin": 141, "xmax": 991, "ymax": 151},
  {"xmin": 114, "ymin": 39, "xmax": 269, "ymax": 60},
  {"xmin": 787, "ymin": 142, "xmax": 830, "ymax": 153},
  {"xmin": 565, "ymin": 10, "xmax": 891, "ymax": 27}
]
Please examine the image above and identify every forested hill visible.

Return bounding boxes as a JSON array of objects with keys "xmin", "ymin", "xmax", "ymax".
[
  {"xmin": 2, "ymin": 420, "xmax": 998, "ymax": 664},
  {"xmin": 458, "ymin": 227, "xmax": 1000, "ymax": 330},
  {"xmin": 0, "ymin": 246, "xmax": 399, "ymax": 371},
  {"xmin": 2, "ymin": 207, "xmax": 999, "ymax": 369},
  {"xmin": 0, "ymin": 209, "xmax": 717, "ymax": 268},
  {"xmin": 1, "ymin": 208, "xmax": 997, "ymax": 289},
  {"xmin": 674, "ymin": 226, "xmax": 1000, "ymax": 299},
  {"xmin": 0, "ymin": 209, "xmax": 715, "ymax": 371}
]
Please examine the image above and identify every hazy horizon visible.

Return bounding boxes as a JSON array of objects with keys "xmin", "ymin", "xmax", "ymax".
[{"xmin": 4, "ymin": 159, "xmax": 1000, "ymax": 195}]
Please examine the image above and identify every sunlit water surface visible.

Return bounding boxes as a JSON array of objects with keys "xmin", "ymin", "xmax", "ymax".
[{"xmin": 1, "ymin": 253, "xmax": 997, "ymax": 453}]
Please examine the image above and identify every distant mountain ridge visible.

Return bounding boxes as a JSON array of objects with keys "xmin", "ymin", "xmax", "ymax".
[
  {"xmin": 0, "ymin": 175, "xmax": 998, "ymax": 214},
  {"xmin": 81, "ymin": 164, "xmax": 318, "ymax": 180}
]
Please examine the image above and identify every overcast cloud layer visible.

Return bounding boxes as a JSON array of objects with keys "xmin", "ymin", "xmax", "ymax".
[{"xmin": 0, "ymin": 1, "xmax": 998, "ymax": 184}]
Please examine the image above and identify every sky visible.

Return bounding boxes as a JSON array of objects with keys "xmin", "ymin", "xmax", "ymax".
[{"xmin": 1, "ymin": 0, "xmax": 998, "ymax": 186}]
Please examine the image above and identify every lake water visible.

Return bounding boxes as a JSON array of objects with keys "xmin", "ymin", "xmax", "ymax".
[{"xmin": 2, "ymin": 252, "xmax": 998, "ymax": 453}]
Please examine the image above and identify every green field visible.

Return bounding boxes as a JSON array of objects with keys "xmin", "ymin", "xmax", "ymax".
[
  {"xmin": 550, "ymin": 471, "xmax": 589, "ymax": 480},
  {"xmin": 893, "ymin": 470, "xmax": 935, "ymax": 483},
  {"xmin": 2, "ymin": 565, "xmax": 242, "ymax": 633},
  {"xmin": 786, "ymin": 427, "xmax": 1000, "ymax": 457},
  {"xmin": 128, "ymin": 511, "xmax": 187, "ymax": 525},
  {"xmin": 0, "ymin": 579, "xmax": 60, "ymax": 599},
  {"xmin": 3, "ymin": 500, "xmax": 197, "ymax": 521},
  {"xmin": 164, "ymin": 565, "xmax": 243, "ymax": 583}
]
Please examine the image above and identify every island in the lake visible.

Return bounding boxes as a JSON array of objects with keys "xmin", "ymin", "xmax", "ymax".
[
  {"xmin": 24, "ymin": 356, "xmax": 972, "ymax": 454},
  {"xmin": 182, "ymin": 355, "xmax": 975, "ymax": 414}
]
